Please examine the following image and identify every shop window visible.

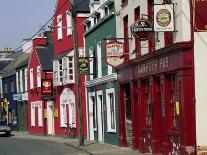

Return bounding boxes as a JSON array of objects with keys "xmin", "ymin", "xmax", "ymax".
[
  {"xmin": 57, "ymin": 14, "xmax": 63, "ymax": 40},
  {"xmin": 60, "ymin": 104, "xmax": 67, "ymax": 127},
  {"xmin": 70, "ymin": 103, "xmax": 76, "ymax": 127},
  {"xmin": 145, "ymin": 80, "xmax": 152, "ymax": 127},
  {"xmin": 31, "ymin": 101, "xmax": 42, "ymax": 127},
  {"xmin": 38, "ymin": 105, "xmax": 43, "ymax": 127},
  {"xmin": 31, "ymin": 105, "xmax": 35, "ymax": 126},
  {"xmin": 90, "ymin": 96, "xmax": 97, "ymax": 130},
  {"xmin": 168, "ymin": 75, "xmax": 179, "ymax": 129},
  {"xmin": 106, "ymin": 88, "xmax": 116, "ymax": 132}
]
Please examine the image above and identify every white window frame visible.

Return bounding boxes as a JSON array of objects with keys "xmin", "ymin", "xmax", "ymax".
[
  {"xmin": 57, "ymin": 14, "xmax": 63, "ymax": 40},
  {"xmin": 16, "ymin": 72, "xmax": 19, "ymax": 93},
  {"xmin": 20, "ymin": 70, "xmax": 23, "ymax": 92},
  {"xmin": 30, "ymin": 68, "xmax": 34, "ymax": 89},
  {"xmin": 25, "ymin": 68, "xmax": 28, "ymax": 91},
  {"xmin": 106, "ymin": 88, "xmax": 116, "ymax": 133},
  {"xmin": 37, "ymin": 66, "xmax": 41, "ymax": 87},
  {"xmin": 31, "ymin": 104, "xmax": 35, "ymax": 127},
  {"xmin": 89, "ymin": 48, "xmax": 94, "ymax": 80},
  {"xmin": 59, "ymin": 59, "xmax": 63, "ymax": 85},
  {"xmin": 66, "ymin": 10, "xmax": 72, "ymax": 36},
  {"xmin": 106, "ymin": 35, "xmax": 113, "ymax": 75},
  {"xmin": 31, "ymin": 101, "xmax": 43, "ymax": 127},
  {"xmin": 60, "ymin": 103, "xmax": 67, "ymax": 127},
  {"xmin": 89, "ymin": 92, "xmax": 97, "ymax": 131},
  {"xmin": 38, "ymin": 104, "xmax": 43, "ymax": 127},
  {"xmin": 53, "ymin": 60, "xmax": 59, "ymax": 86},
  {"xmin": 67, "ymin": 51, "xmax": 75, "ymax": 84},
  {"xmin": 97, "ymin": 42, "xmax": 102, "ymax": 78},
  {"xmin": 69, "ymin": 102, "xmax": 76, "ymax": 127}
]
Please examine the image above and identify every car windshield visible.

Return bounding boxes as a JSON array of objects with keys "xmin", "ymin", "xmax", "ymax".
[{"xmin": 0, "ymin": 121, "xmax": 6, "ymax": 126}]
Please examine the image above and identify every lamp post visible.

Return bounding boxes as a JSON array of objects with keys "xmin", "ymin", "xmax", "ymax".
[{"xmin": 70, "ymin": 0, "xmax": 84, "ymax": 146}]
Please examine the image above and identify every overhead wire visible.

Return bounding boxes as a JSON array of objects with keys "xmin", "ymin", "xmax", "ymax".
[{"xmin": 17, "ymin": 0, "xmax": 88, "ymax": 54}]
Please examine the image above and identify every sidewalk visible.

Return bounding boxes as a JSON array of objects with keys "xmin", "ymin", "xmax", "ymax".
[{"xmin": 11, "ymin": 131, "xmax": 144, "ymax": 155}]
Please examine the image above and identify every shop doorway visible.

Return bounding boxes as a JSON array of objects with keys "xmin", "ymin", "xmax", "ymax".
[
  {"xmin": 123, "ymin": 84, "xmax": 132, "ymax": 148},
  {"xmin": 97, "ymin": 91, "xmax": 104, "ymax": 142},
  {"xmin": 47, "ymin": 101, "xmax": 54, "ymax": 135}
]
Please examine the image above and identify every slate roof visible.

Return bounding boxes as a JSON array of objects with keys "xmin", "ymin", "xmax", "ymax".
[
  {"xmin": 36, "ymin": 43, "xmax": 54, "ymax": 71},
  {"xmin": 0, "ymin": 50, "xmax": 23, "ymax": 73},
  {"xmin": 2, "ymin": 52, "xmax": 30, "ymax": 78},
  {"xmin": 74, "ymin": 0, "xmax": 90, "ymax": 13}
]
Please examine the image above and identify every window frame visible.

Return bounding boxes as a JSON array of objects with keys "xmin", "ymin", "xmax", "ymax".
[
  {"xmin": 57, "ymin": 14, "xmax": 63, "ymax": 40},
  {"xmin": 37, "ymin": 66, "xmax": 41, "ymax": 87},
  {"xmin": 106, "ymin": 88, "xmax": 116, "ymax": 133},
  {"xmin": 30, "ymin": 68, "xmax": 34, "ymax": 89}
]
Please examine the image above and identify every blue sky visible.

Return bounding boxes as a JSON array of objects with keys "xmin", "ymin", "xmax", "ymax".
[{"xmin": 0, "ymin": 0, "xmax": 56, "ymax": 50}]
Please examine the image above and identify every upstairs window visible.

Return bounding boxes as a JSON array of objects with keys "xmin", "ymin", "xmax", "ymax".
[
  {"xmin": 59, "ymin": 59, "xmax": 63, "ymax": 84},
  {"xmin": 4, "ymin": 83, "xmax": 8, "ymax": 94},
  {"xmin": 16, "ymin": 72, "xmax": 19, "ymax": 93},
  {"xmin": 57, "ymin": 14, "xmax": 63, "ymax": 40},
  {"xmin": 37, "ymin": 66, "xmax": 41, "ymax": 87},
  {"xmin": 10, "ymin": 80, "xmax": 14, "ymax": 93},
  {"xmin": 24, "ymin": 68, "xmax": 28, "ymax": 91},
  {"xmin": 20, "ymin": 70, "xmax": 23, "ymax": 92},
  {"xmin": 30, "ymin": 68, "xmax": 34, "ymax": 89},
  {"xmin": 66, "ymin": 11, "xmax": 72, "ymax": 36},
  {"xmin": 53, "ymin": 60, "xmax": 59, "ymax": 86},
  {"xmin": 62, "ymin": 55, "xmax": 75, "ymax": 84}
]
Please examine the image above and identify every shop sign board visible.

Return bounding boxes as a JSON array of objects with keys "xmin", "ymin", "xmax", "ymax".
[
  {"xmin": 53, "ymin": 109, "xmax": 58, "ymax": 117},
  {"xmin": 154, "ymin": 4, "xmax": 175, "ymax": 32},
  {"xmin": 105, "ymin": 41, "xmax": 124, "ymax": 67},
  {"xmin": 12, "ymin": 94, "xmax": 22, "ymax": 101},
  {"xmin": 41, "ymin": 79, "xmax": 53, "ymax": 95},
  {"xmin": 131, "ymin": 18, "xmax": 153, "ymax": 40},
  {"xmin": 79, "ymin": 57, "xmax": 89, "ymax": 74},
  {"xmin": 194, "ymin": 0, "xmax": 207, "ymax": 31}
]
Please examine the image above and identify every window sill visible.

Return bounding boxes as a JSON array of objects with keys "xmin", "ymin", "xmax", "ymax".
[
  {"xmin": 107, "ymin": 129, "xmax": 116, "ymax": 133},
  {"xmin": 94, "ymin": 128, "xmax": 97, "ymax": 131}
]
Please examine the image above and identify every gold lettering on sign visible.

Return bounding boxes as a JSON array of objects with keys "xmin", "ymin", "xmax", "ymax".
[
  {"xmin": 137, "ymin": 56, "xmax": 169, "ymax": 74},
  {"xmin": 196, "ymin": 0, "xmax": 207, "ymax": 2}
]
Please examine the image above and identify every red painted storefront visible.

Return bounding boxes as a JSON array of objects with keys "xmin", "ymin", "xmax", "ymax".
[
  {"xmin": 28, "ymin": 37, "xmax": 53, "ymax": 134},
  {"xmin": 117, "ymin": 42, "xmax": 196, "ymax": 154},
  {"xmin": 52, "ymin": 0, "xmax": 88, "ymax": 137}
]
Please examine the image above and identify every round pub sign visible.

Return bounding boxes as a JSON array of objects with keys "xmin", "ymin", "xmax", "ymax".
[
  {"xmin": 131, "ymin": 18, "xmax": 153, "ymax": 40},
  {"xmin": 105, "ymin": 41, "xmax": 124, "ymax": 67}
]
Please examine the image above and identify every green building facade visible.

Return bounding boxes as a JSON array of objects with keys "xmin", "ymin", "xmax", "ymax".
[{"xmin": 84, "ymin": 1, "xmax": 119, "ymax": 146}]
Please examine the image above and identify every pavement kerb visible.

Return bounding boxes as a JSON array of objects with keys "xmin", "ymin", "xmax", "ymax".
[{"xmin": 64, "ymin": 143, "xmax": 95, "ymax": 155}]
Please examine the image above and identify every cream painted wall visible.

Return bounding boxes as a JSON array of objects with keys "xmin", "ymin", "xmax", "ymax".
[
  {"xmin": 114, "ymin": 0, "xmax": 191, "ymax": 59},
  {"xmin": 194, "ymin": 32, "xmax": 207, "ymax": 146}
]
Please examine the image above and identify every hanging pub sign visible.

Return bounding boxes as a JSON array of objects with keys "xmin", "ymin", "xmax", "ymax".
[
  {"xmin": 41, "ymin": 79, "xmax": 53, "ymax": 95},
  {"xmin": 105, "ymin": 41, "xmax": 124, "ymax": 67},
  {"xmin": 153, "ymin": 4, "xmax": 175, "ymax": 32},
  {"xmin": 79, "ymin": 57, "xmax": 89, "ymax": 74},
  {"xmin": 194, "ymin": 0, "xmax": 207, "ymax": 31},
  {"xmin": 131, "ymin": 18, "xmax": 153, "ymax": 40}
]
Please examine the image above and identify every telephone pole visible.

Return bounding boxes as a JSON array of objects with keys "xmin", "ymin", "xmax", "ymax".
[{"xmin": 70, "ymin": 0, "xmax": 84, "ymax": 146}]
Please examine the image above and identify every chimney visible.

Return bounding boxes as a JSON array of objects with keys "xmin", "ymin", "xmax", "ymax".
[{"xmin": 32, "ymin": 37, "xmax": 47, "ymax": 49}]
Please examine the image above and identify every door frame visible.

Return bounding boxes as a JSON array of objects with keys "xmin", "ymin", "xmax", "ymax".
[
  {"xmin": 97, "ymin": 90, "xmax": 104, "ymax": 142},
  {"xmin": 88, "ymin": 92, "xmax": 95, "ymax": 141},
  {"xmin": 47, "ymin": 101, "xmax": 54, "ymax": 135}
]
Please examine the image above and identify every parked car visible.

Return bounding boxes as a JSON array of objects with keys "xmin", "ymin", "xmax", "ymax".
[{"xmin": 0, "ymin": 120, "xmax": 11, "ymax": 137}]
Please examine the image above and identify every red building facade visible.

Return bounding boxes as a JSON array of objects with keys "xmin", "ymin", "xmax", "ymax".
[
  {"xmin": 27, "ymin": 36, "xmax": 54, "ymax": 134},
  {"xmin": 115, "ymin": 0, "xmax": 196, "ymax": 154},
  {"xmin": 51, "ymin": 0, "xmax": 89, "ymax": 136}
]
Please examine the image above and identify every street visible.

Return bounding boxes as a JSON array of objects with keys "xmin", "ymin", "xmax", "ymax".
[{"xmin": 0, "ymin": 137, "xmax": 88, "ymax": 155}]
